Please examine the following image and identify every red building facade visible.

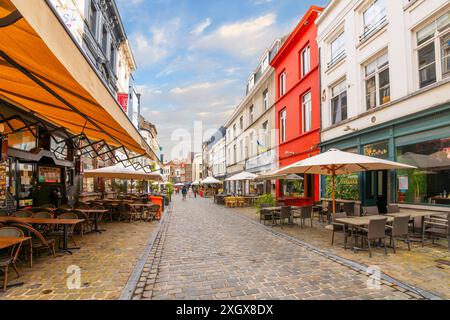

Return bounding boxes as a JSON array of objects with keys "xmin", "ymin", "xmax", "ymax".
[{"xmin": 271, "ymin": 6, "xmax": 323, "ymax": 206}]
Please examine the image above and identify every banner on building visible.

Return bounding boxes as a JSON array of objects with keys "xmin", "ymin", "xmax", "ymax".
[{"xmin": 117, "ymin": 93, "xmax": 129, "ymax": 113}]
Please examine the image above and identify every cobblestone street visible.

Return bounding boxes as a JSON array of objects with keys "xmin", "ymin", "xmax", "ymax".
[{"xmin": 131, "ymin": 196, "xmax": 423, "ymax": 300}]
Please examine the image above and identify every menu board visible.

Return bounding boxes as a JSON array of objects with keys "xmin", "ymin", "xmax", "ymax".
[
  {"xmin": 38, "ymin": 166, "xmax": 61, "ymax": 183},
  {"xmin": 0, "ymin": 162, "xmax": 7, "ymax": 206}
]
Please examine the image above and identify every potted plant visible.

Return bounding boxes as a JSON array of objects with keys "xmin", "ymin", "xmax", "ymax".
[
  {"xmin": 411, "ymin": 171, "xmax": 426, "ymax": 204},
  {"xmin": 254, "ymin": 193, "xmax": 275, "ymax": 212}
]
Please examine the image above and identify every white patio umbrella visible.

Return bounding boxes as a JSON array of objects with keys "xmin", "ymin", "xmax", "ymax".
[
  {"xmin": 275, "ymin": 149, "xmax": 416, "ymax": 214},
  {"xmin": 174, "ymin": 183, "xmax": 185, "ymax": 187},
  {"xmin": 225, "ymin": 171, "xmax": 258, "ymax": 181},
  {"xmin": 201, "ymin": 177, "xmax": 223, "ymax": 184},
  {"xmin": 191, "ymin": 180, "xmax": 201, "ymax": 186},
  {"xmin": 84, "ymin": 164, "xmax": 163, "ymax": 181}
]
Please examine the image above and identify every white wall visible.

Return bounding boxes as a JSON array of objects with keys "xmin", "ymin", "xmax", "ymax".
[{"xmin": 317, "ymin": 0, "xmax": 450, "ymax": 143}]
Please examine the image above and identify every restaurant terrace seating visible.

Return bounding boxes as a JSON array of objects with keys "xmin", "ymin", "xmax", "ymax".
[
  {"xmin": 357, "ymin": 217, "xmax": 388, "ymax": 258},
  {"xmin": 386, "ymin": 215, "xmax": 411, "ymax": 253},
  {"xmin": 0, "ymin": 226, "xmax": 24, "ymax": 291}
]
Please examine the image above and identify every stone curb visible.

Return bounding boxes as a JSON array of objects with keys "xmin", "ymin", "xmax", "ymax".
[{"xmin": 119, "ymin": 203, "xmax": 172, "ymax": 300}]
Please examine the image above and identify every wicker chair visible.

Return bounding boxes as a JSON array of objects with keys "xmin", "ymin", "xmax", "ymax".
[
  {"xmin": 39, "ymin": 204, "xmax": 56, "ymax": 209},
  {"xmin": 11, "ymin": 222, "xmax": 56, "ymax": 268},
  {"xmin": 0, "ymin": 227, "xmax": 24, "ymax": 291},
  {"xmin": 52, "ymin": 212, "xmax": 79, "ymax": 248},
  {"xmin": 12, "ymin": 210, "xmax": 33, "ymax": 218},
  {"xmin": 299, "ymin": 206, "xmax": 313, "ymax": 228},
  {"xmin": 274, "ymin": 206, "xmax": 291, "ymax": 228},
  {"xmin": 386, "ymin": 215, "xmax": 411, "ymax": 253},
  {"xmin": 362, "ymin": 206, "xmax": 379, "ymax": 216},
  {"xmin": 357, "ymin": 217, "xmax": 388, "ymax": 257},
  {"xmin": 327, "ymin": 212, "xmax": 349, "ymax": 248}
]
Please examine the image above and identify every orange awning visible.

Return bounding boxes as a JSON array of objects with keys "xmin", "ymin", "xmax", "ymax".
[{"xmin": 0, "ymin": 0, "xmax": 158, "ymax": 164}]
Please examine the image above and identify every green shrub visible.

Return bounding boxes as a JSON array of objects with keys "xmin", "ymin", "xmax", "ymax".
[{"xmin": 254, "ymin": 193, "xmax": 275, "ymax": 212}]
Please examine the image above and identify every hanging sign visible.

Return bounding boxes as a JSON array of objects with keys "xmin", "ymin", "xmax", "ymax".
[{"xmin": 117, "ymin": 93, "xmax": 129, "ymax": 113}]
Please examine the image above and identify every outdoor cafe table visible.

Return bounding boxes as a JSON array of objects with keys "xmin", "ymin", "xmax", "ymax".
[
  {"xmin": 334, "ymin": 216, "xmax": 394, "ymax": 251},
  {"xmin": 0, "ymin": 216, "xmax": 85, "ymax": 254},
  {"xmin": 0, "ymin": 236, "xmax": 31, "ymax": 250},
  {"xmin": 75, "ymin": 209, "xmax": 108, "ymax": 233}
]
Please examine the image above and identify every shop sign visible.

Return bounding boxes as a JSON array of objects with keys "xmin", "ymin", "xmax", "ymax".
[
  {"xmin": 364, "ymin": 141, "xmax": 389, "ymax": 159},
  {"xmin": 117, "ymin": 93, "xmax": 129, "ymax": 112}
]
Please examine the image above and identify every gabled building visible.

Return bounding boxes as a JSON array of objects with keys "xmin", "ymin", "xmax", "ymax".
[{"xmin": 270, "ymin": 6, "xmax": 324, "ymax": 206}]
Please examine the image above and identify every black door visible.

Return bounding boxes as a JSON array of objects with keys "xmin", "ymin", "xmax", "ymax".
[{"xmin": 364, "ymin": 170, "xmax": 388, "ymax": 213}]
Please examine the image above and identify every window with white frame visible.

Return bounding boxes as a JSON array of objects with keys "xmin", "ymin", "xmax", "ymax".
[
  {"xmin": 279, "ymin": 72, "xmax": 286, "ymax": 96},
  {"xmin": 330, "ymin": 32, "xmax": 345, "ymax": 64},
  {"xmin": 280, "ymin": 109, "xmax": 287, "ymax": 143},
  {"xmin": 361, "ymin": 0, "xmax": 387, "ymax": 40},
  {"xmin": 301, "ymin": 45, "xmax": 311, "ymax": 76},
  {"xmin": 249, "ymin": 106, "xmax": 254, "ymax": 123},
  {"xmin": 249, "ymin": 132, "xmax": 254, "ymax": 157},
  {"xmin": 88, "ymin": 1, "xmax": 97, "ymax": 36},
  {"xmin": 263, "ymin": 89, "xmax": 269, "ymax": 110},
  {"xmin": 364, "ymin": 52, "xmax": 390, "ymax": 110},
  {"xmin": 331, "ymin": 80, "xmax": 347, "ymax": 125},
  {"xmin": 302, "ymin": 92, "xmax": 312, "ymax": 133},
  {"xmin": 233, "ymin": 144, "xmax": 236, "ymax": 163},
  {"xmin": 239, "ymin": 116, "xmax": 244, "ymax": 130},
  {"xmin": 262, "ymin": 53, "xmax": 269, "ymax": 72},
  {"xmin": 233, "ymin": 124, "xmax": 236, "ymax": 138},
  {"xmin": 416, "ymin": 11, "xmax": 450, "ymax": 88},
  {"xmin": 239, "ymin": 140, "xmax": 244, "ymax": 161},
  {"xmin": 262, "ymin": 121, "xmax": 269, "ymax": 151}
]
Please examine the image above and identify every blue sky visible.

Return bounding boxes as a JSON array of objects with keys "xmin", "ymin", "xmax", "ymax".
[{"xmin": 116, "ymin": 0, "xmax": 329, "ymax": 160}]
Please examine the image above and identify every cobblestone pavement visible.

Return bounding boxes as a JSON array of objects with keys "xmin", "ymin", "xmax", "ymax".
[
  {"xmin": 235, "ymin": 206, "xmax": 450, "ymax": 299},
  {"xmin": 132, "ymin": 196, "xmax": 421, "ymax": 300},
  {"xmin": 0, "ymin": 221, "xmax": 157, "ymax": 300}
]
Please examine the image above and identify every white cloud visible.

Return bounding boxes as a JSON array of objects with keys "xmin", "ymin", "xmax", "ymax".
[
  {"xmin": 193, "ymin": 13, "xmax": 277, "ymax": 58},
  {"xmin": 129, "ymin": 19, "xmax": 181, "ymax": 67},
  {"xmin": 190, "ymin": 18, "xmax": 212, "ymax": 35},
  {"xmin": 253, "ymin": 0, "xmax": 273, "ymax": 4}
]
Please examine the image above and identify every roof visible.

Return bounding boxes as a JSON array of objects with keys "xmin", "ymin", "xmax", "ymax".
[{"xmin": 270, "ymin": 5, "xmax": 324, "ymax": 68}]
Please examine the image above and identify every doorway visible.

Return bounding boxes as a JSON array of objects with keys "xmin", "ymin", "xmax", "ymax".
[{"xmin": 364, "ymin": 170, "xmax": 388, "ymax": 213}]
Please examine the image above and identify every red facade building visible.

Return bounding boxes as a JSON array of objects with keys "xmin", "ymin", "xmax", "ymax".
[{"xmin": 271, "ymin": 6, "xmax": 323, "ymax": 206}]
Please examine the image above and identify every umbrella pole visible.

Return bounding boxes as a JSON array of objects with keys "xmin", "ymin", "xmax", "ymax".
[{"xmin": 332, "ymin": 171, "xmax": 336, "ymax": 214}]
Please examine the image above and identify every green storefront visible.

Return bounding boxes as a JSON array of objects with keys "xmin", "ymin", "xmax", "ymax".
[{"xmin": 320, "ymin": 103, "xmax": 450, "ymax": 213}]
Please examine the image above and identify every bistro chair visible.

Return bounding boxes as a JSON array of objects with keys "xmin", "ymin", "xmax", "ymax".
[
  {"xmin": 327, "ymin": 211, "xmax": 348, "ymax": 248},
  {"xmin": 300, "ymin": 206, "xmax": 313, "ymax": 228},
  {"xmin": 32, "ymin": 207, "xmax": 53, "ymax": 213},
  {"xmin": 53, "ymin": 212, "xmax": 79, "ymax": 248},
  {"xmin": 145, "ymin": 204, "xmax": 160, "ymax": 222},
  {"xmin": 12, "ymin": 211, "xmax": 32, "ymax": 218},
  {"xmin": 362, "ymin": 206, "xmax": 379, "ymax": 216},
  {"xmin": 387, "ymin": 204, "xmax": 400, "ymax": 213},
  {"xmin": 275, "ymin": 206, "xmax": 291, "ymax": 228},
  {"xmin": 386, "ymin": 215, "xmax": 411, "ymax": 253},
  {"xmin": 353, "ymin": 204, "xmax": 362, "ymax": 217},
  {"xmin": 357, "ymin": 217, "xmax": 388, "ymax": 258},
  {"xmin": 71, "ymin": 210, "xmax": 92, "ymax": 236},
  {"xmin": 11, "ymin": 222, "xmax": 56, "ymax": 268},
  {"xmin": 32, "ymin": 211, "xmax": 54, "ymax": 219},
  {"xmin": 58, "ymin": 204, "xmax": 73, "ymax": 210},
  {"xmin": 343, "ymin": 203, "xmax": 355, "ymax": 216},
  {"xmin": 422, "ymin": 213, "xmax": 450, "ymax": 251},
  {"xmin": 0, "ymin": 226, "xmax": 24, "ymax": 291},
  {"xmin": 75, "ymin": 203, "xmax": 90, "ymax": 210},
  {"xmin": 40, "ymin": 204, "xmax": 56, "ymax": 209}
]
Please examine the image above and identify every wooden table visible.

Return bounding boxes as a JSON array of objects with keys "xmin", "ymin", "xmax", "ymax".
[
  {"xmin": 0, "ymin": 236, "xmax": 31, "ymax": 250},
  {"xmin": 129, "ymin": 203, "xmax": 159, "ymax": 221},
  {"xmin": 0, "ymin": 216, "xmax": 84, "ymax": 254},
  {"xmin": 75, "ymin": 209, "xmax": 108, "ymax": 233},
  {"xmin": 335, "ymin": 216, "xmax": 394, "ymax": 227}
]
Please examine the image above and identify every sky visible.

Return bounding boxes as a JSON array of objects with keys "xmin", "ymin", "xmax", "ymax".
[{"xmin": 116, "ymin": 0, "xmax": 329, "ymax": 161}]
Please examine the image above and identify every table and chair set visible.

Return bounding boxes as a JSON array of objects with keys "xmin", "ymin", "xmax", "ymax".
[
  {"xmin": 224, "ymin": 196, "xmax": 259, "ymax": 208},
  {"xmin": 0, "ymin": 198, "xmax": 162, "ymax": 291}
]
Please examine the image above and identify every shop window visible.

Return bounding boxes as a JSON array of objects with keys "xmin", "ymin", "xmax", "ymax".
[
  {"xmin": 396, "ymin": 137, "xmax": 450, "ymax": 205},
  {"xmin": 363, "ymin": 141, "xmax": 389, "ymax": 159},
  {"xmin": 416, "ymin": 10, "xmax": 450, "ymax": 88},
  {"xmin": 280, "ymin": 174, "xmax": 312, "ymax": 198}
]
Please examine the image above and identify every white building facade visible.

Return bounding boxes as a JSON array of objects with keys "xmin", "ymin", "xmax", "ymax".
[
  {"xmin": 317, "ymin": 0, "xmax": 450, "ymax": 211},
  {"xmin": 209, "ymin": 137, "xmax": 227, "ymax": 180},
  {"xmin": 224, "ymin": 39, "xmax": 282, "ymax": 195}
]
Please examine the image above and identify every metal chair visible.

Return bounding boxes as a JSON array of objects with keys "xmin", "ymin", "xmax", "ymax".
[
  {"xmin": 343, "ymin": 202, "xmax": 355, "ymax": 216},
  {"xmin": 358, "ymin": 218, "xmax": 388, "ymax": 257},
  {"xmin": 386, "ymin": 215, "xmax": 411, "ymax": 253},
  {"xmin": 32, "ymin": 211, "xmax": 54, "ymax": 219},
  {"xmin": 53, "ymin": 212, "xmax": 79, "ymax": 248},
  {"xmin": 0, "ymin": 227, "xmax": 24, "ymax": 291},
  {"xmin": 362, "ymin": 206, "xmax": 379, "ymax": 216}
]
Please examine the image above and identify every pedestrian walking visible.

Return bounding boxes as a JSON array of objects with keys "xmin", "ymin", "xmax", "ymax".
[{"xmin": 181, "ymin": 185, "xmax": 187, "ymax": 200}]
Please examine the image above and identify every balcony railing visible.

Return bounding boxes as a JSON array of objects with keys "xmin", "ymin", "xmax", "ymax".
[
  {"xmin": 359, "ymin": 14, "xmax": 388, "ymax": 43},
  {"xmin": 327, "ymin": 50, "xmax": 346, "ymax": 69}
]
